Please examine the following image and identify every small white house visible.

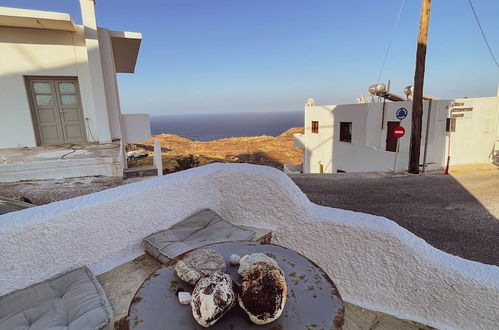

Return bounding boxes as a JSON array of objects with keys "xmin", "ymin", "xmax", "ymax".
[
  {"xmin": 293, "ymin": 93, "xmax": 499, "ymax": 174},
  {"xmin": 0, "ymin": 1, "xmax": 150, "ymax": 149},
  {"xmin": 0, "ymin": 1, "xmax": 151, "ymax": 181}
]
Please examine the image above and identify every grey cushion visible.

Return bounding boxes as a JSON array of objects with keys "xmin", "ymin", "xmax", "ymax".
[
  {"xmin": 143, "ymin": 209, "xmax": 256, "ymax": 263},
  {"xmin": 0, "ymin": 267, "xmax": 113, "ymax": 330}
]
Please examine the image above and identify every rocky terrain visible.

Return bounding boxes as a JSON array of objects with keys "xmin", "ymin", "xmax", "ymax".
[
  {"xmin": 127, "ymin": 127, "xmax": 304, "ymax": 173},
  {"xmin": 0, "ymin": 128, "xmax": 304, "ymax": 206}
]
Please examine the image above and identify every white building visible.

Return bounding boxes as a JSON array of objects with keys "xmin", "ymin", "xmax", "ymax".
[
  {"xmin": 0, "ymin": 1, "xmax": 150, "ymax": 149},
  {"xmin": 293, "ymin": 94, "xmax": 499, "ymax": 173},
  {"xmin": 0, "ymin": 1, "xmax": 151, "ymax": 181}
]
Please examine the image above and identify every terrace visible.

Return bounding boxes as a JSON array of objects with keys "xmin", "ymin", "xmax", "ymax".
[
  {"xmin": 0, "ymin": 142, "xmax": 122, "ymax": 182},
  {"xmin": 1, "ymin": 163, "xmax": 498, "ymax": 329}
]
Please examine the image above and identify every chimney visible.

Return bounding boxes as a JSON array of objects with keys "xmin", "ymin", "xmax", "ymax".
[
  {"xmin": 79, "ymin": 0, "xmax": 98, "ymax": 33},
  {"xmin": 78, "ymin": 0, "xmax": 112, "ymax": 143}
]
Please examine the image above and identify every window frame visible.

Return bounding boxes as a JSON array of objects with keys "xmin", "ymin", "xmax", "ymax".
[
  {"xmin": 311, "ymin": 121, "xmax": 319, "ymax": 134},
  {"xmin": 339, "ymin": 122, "xmax": 352, "ymax": 143}
]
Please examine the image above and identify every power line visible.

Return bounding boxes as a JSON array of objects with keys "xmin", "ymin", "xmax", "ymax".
[
  {"xmin": 376, "ymin": 0, "xmax": 407, "ymax": 83},
  {"xmin": 467, "ymin": 0, "xmax": 499, "ymax": 69}
]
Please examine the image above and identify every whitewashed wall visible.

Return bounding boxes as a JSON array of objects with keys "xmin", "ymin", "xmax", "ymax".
[
  {"xmin": 450, "ymin": 97, "xmax": 497, "ymax": 165},
  {"xmin": 331, "ymin": 100, "xmax": 449, "ymax": 172},
  {"xmin": 0, "ymin": 1, "xmax": 136, "ymax": 149},
  {"xmin": 98, "ymin": 27, "xmax": 122, "ymax": 141},
  {"xmin": 122, "ymin": 114, "xmax": 151, "ymax": 143},
  {"xmin": 304, "ymin": 104, "xmax": 334, "ymax": 173},
  {"xmin": 0, "ymin": 164, "xmax": 497, "ymax": 329},
  {"xmin": 0, "ymin": 26, "xmax": 105, "ymax": 148},
  {"xmin": 302, "ymin": 97, "xmax": 497, "ymax": 173}
]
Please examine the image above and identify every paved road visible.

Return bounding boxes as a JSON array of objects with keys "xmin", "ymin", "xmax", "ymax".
[{"xmin": 290, "ymin": 171, "xmax": 499, "ymax": 266}]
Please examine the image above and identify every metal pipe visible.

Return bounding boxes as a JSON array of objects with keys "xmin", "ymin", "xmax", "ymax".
[
  {"xmin": 422, "ymin": 99, "xmax": 432, "ymax": 173},
  {"xmin": 381, "ymin": 98, "xmax": 386, "ymax": 129}
]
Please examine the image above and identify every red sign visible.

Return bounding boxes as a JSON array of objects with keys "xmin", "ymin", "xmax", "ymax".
[{"xmin": 393, "ymin": 126, "xmax": 405, "ymax": 138}]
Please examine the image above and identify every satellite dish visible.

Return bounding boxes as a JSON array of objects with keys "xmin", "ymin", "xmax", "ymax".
[
  {"xmin": 404, "ymin": 85, "xmax": 414, "ymax": 96},
  {"xmin": 376, "ymin": 83, "xmax": 386, "ymax": 93},
  {"xmin": 368, "ymin": 83, "xmax": 387, "ymax": 95}
]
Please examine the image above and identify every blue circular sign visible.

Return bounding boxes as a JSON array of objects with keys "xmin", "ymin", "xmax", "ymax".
[{"xmin": 396, "ymin": 107, "xmax": 408, "ymax": 120}]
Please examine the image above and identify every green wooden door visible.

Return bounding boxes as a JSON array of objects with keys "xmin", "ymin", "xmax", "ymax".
[{"xmin": 27, "ymin": 77, "xmax": 87, "ymax": 145}]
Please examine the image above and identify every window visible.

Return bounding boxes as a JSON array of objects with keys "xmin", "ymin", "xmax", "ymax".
[
  {"xmin": 311, "ymin": 121, "xmax": 319, "ymax": 133},
  {"xmin": 339, "ymin": 122, "xmax": 352, "ymax": 142}
]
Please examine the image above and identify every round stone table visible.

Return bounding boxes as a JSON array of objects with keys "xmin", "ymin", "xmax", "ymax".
[{"xmin": 129, "ymin": 241, "xmax": 344, "ymax": 329}]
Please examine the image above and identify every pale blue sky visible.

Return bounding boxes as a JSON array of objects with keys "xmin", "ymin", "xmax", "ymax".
[{"xmin": 2, "ymin": 0, "xmax": 498, "ymax": 114}]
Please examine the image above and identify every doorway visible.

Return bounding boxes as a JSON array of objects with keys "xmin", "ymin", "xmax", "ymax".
[
  {"xmin": 386, "ymin": 121, "xmax": 399, "ymax": 152},
  {"xmin": 26, "ymin": 77, "xmax": 87, "ymax": 145}
]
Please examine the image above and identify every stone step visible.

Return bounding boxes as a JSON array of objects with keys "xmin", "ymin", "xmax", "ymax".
[
  {"xmin": 0, "ymin": 157, "xmax": 122, "ymax": 182},
  {"xmin": 123, "ymin": 166, "xmax": 158, "ymax": 178}
]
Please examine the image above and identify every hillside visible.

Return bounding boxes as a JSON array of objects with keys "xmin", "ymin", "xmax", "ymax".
[{"xmin": 128, "ymin": 127, "xmax": 304, "ymax": 173}]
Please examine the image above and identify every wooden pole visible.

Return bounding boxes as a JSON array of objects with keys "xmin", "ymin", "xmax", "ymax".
[{"xmin": 408, "ymin": 0, "xmax": 431, "ymax": 174}]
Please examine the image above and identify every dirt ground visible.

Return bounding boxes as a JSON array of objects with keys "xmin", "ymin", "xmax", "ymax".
[
  {"xmin": 0, "ymin": 176, "xmax": 143, "ymax": 205},
  {"xmin": 0, "ymin": 128, "xmax": 303, "ymax": 203},
  {"xmin": 127, "ymin": 127, "xmax": 304, "ymax": 172}
]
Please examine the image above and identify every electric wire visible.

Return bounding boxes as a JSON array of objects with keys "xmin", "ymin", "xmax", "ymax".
[
  {"xmin": 467, "ymin": 0, "xmax": 499, "ymax": 69},
  {"xmin": 85, "ymin": 117, "xmax": 97, "ymax": 142},
  {"xmin": 376, "ymin": 0, "xmax": 407, "ymax": 83}
]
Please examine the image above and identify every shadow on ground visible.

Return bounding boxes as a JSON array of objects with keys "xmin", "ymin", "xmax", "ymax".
[{"xmin": 290, "ymin": 171, "xmax": 499, "ymax": 266}]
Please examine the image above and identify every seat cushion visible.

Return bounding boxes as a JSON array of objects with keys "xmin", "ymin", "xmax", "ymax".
[
  {"xmin": 0, "ymin": 267, "xmax": 113, "ymax": 330},
  {"xmin": 143, "ymin": 209, "xmax": 256, "ymax": 263}
]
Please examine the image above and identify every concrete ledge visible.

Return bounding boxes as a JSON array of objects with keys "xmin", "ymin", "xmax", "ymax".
[
  {"xmin": 0, "ymin": 163, "xmax": 497, "ymax": 329},
  {"xmin": 0, "ymin": 157, "xmax": 122, "ymax": 182}
]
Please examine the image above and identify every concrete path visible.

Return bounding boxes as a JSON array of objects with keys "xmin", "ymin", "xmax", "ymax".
[{"xmin": 290, "ymin": 169, "xmax": 499, "ymax": 266}]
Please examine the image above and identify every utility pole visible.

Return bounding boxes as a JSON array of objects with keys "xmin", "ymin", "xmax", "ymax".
[{"xmin": 408, "ymin": 0, "xmax": 432, "ymax": 174}]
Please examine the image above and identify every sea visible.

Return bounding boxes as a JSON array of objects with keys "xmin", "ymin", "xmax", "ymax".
[{"xmin": 150, "ymin": 111, "xmax": 303, "ymax": 141}]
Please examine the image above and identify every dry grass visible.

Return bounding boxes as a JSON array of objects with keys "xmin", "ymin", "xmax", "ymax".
[{"xmin": 127, "ymin": 127, "xmax": 304, "ymax": 173}]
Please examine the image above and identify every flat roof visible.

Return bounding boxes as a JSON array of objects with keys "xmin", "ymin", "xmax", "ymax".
[
  {"xmin": 110, "ymin": 30, "xmax": 142, "ymax": 73},
  {"xmin": 0, "ymin": 6, "xmax": 76, "ymax": 31}
]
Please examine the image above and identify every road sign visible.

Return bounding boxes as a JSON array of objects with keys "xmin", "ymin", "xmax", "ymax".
[
  {"xmin": 396, "ymin": 108, "xmax": 408, "ymax": 120},
  {"xmin": 392, "ymin": 126, "xmax": 405, "ymax": 172},
  {"xmin": 393, "ymin": 126, "xmax": 405, "ymax": 138}
]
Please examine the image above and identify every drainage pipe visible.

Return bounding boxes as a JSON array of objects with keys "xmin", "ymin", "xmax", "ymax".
[{"xmin": 422, "ymin": 99, "xmax": 432, "ymax": 173}]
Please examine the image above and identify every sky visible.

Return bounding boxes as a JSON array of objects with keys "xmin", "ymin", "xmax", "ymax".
[{"xmin": 1, "ymin": 0, "xmax": 498, "ymax": 115}]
